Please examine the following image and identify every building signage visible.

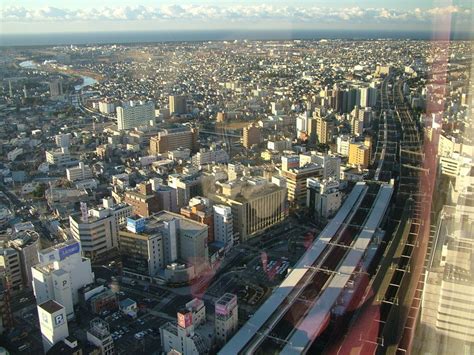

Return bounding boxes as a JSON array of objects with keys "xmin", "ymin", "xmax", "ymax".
[
  {"xmin": 58, "ymin": 242, "xmax": 80, "ymax": 260},
  {"xmin": 54, "ymin": 314, "xmax": 64, "ymax": 327}
]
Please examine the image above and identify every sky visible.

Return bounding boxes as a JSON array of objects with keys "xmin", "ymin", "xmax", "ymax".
[{"xmin": 0, "ymin": 1, "xmax": 472, "ymax": 34}]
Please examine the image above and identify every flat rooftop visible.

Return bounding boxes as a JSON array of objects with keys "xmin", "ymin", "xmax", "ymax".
[{"xmin": 39, "ymin": 299, "xmax": 63, "ymax": 314}]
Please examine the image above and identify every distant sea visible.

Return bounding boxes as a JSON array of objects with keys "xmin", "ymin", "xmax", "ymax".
[{"xmin": 1, "ymin": 30, "xmax": 471, "ymax": 47}]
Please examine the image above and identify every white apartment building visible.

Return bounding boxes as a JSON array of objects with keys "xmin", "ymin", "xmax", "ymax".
[
  {"xmin": 46, "ymin": 148, "xmax": 72, "ymax": 166},
  {"xmin": 116, "ymin": 101, "xmax": 155, "ymax": 131},
  {"xmin": 66, "ymin": 162, "xmax": 93, "ymax": 182},
  {"xmin": 192, "ymin": 148, "xmax": 229, "ymax": 166},
  {"xmin": 98, "ymin": 101, "xmax": 115, "ymax": 114},
  {"xmin": 307, "ymin": 178, "xmax": 342, "ymax": 221},
  {"xmin": 213, "ymin": 204, "xmax": 234, "ymax": 248}
]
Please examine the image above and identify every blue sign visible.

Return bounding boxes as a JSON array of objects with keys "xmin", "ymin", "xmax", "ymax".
[
  {"xmin": 59, "ymin": 242, "xmax": 80, "ymax": 261},
  {"xmin": 54, "ymin": 314, "xmax": 64, "ymax": 327},
  {"xmin": 127, "ymin": 217, "xmax": 146, "ymax": 233}
]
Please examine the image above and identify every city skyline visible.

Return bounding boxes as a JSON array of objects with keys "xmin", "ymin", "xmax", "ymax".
[{"xmin": 1, "ymin": 1, "xmax": 472, "ymax": 34}]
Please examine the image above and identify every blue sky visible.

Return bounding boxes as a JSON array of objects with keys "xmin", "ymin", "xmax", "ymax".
[{"xmin": 1, "ymin": 1, "xmax": 472, "ymax": 34}]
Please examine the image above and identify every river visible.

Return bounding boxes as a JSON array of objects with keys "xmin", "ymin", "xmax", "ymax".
[{"xmin": 19, "ymin": 60, "xmax": 98, "ymax": 91}]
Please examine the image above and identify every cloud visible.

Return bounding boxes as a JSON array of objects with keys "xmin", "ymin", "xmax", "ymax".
[{"xmin": 0, "ymin": 4, "xmax": 470, "ymax": 24}]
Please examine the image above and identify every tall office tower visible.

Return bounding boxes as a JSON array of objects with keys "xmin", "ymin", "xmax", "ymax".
[
  {"xmin": 49, "ymin": 79, "xmax": 64, "ymax": 98},
  {"xmin": 348, "ymin": 141, "xmax": 371, "ymax": 168},
  {"xmin": 307, "ymin": 178, "xmax": 342, "ymax": 221},
  {"xmin": 169, "ymin": 95, "xmax": 187, "ymax": 115},
  {"xmin": 359, "ymin": 87, "xmax": 369, "ymax": 107},
  {"xmin": 242, "ymin": 123, "xmax": 262, "ymax": 148},
  {"xmin": 69, "ymin": 200, "xmax": 132, "ymax": 260},
  {"xmin": 368, "ymin": 86, "xmax": 378, "ymax": 107},
  {"xmin": 215, "ymin": 293, "xmax": 239, "ymax": 346},
  {"xmin": 213, "ymin": 205, "xmax": 234, "ymax": 249},
  {"xmin": 55, "ymin": 133, "xmax": 71, "ymax": 149},
  {"xmin": 315, "ymin": 112, "xmax": 335, "ymax": 144},
  {"xmin": 32, "ymin": 240, "xmax": 94, "ymax": 319},
  {"xmin": 124, "ymin": 182, "xmax": 160, "ymax": 217},
  {"xmin": 86, "ymin": 318, "xmax": 114, "ymax": 355},
  {"xmin": 9, "ymin": 230, "xmax": 40, "ymax": 288},
  {"xmin": 213, "ymin": 178, "xmax": 287, "ymax": 242},
  {"xmin": 180, "ymin": 197, "xmax": 214, "ymax": 243},
  {"xmin": 116, "ymin": 101, "xmax": 155, "ymax": 131},
  {"xmin": 38, "ymin": 300, "xmax": 69, "ymax": 352},
  {"xmin": 0, "ymin": 247, "xmax": 22, "ymax": 291},
  {"xmin": 307, "ymin": 117, "xmax": 318, "ymax": 144},
  {"xmin": 332, "ymin": 87, "xmax": 343, "ymax": 113},
  {"xmin": 341, "ymin": 88, "xmax": 358, "ymax": 113},
  {"xmin": 149, "ymin": 127, "xmax": 199, "ymax": 154}
]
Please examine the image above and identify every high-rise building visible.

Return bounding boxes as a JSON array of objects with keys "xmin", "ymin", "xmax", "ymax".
[
  {"xmin": 69, "ymin": 200, "xmax": 132, "ymax": 260},
  {"xmin": 9, "ymin": 230, "xmax": 40, "ymax": 288},
  {"xmin": 98, "ymin": 101, "xmax": 115, "ymax": 114},
  {"xmin": 119, "ymin": 211, "xmax": 209, "ymax": 283},
  {"xmin": 55, "ymin": 134, "xmax": 71, "ymax": 149},
  {"xmin": 243, "ymin": 123, "xmax": 262, "ymax": 149},
  {"xmin": 180, "ymin": 197, "xmax": 214, "ymax": 243},
  {"xmin": 86, "ymin": 318, "xmax": 114, "ymax": 355},
  {"xmin": 169, "ymin": 95, "xmax": 187, "ymax": 115},
  {"xmin": 32, "ymin": 240, "xmax": 94, "ymax": 319},
  {"xmin": 38, "ymin": 300, "xmax": 69, "ymax": 353},
  {"xmin": 149, "ymin": 127, "xmax": 199, "ymax": 154},
  {"xmin": 213, "ymin": 205, "xmax": 234, "ymax": 249},
  {"xmin": 281, "ymin": 163, "xmax": 323, "ymax": 205},
  {"xmin": 119, "ymin": 216, "xmax": 164, "ymax": 279},
  {"xmin": 214, "ymin": 178, "xmax": 287, "ymax": 242},
  {"xmin": 307, "ymin": 178, "xmax": 342, "ymax": 221},
  {"xmin": 0, "ymin": 247, "xmax": 22, "ymax": 291},
  {"xmin": 348, "ymin": 141, "xmax": 371, "ymax": 168},
  {"xmin": 124, "ymin": 182, "xmax": 160, "ymax": 217},
  {"xmin": 66, "ymin": 162, "xmax": 93, "ymax": 182},
  {"xmin": 300, "ymin": 152, "xmax": 341, "ymax": 181},
  {"xmin": 160, "ymin": 308, "xmax": 210, "ymax": 354},
  {"xmin": 116, "ymin": 101, "xmax": 155, "ymax": 131},
  {"xmin": 168, "ymin": 174, "xmax": 202, "ymax": 210},
  {"xmin": 154, "ymin": 185, "xmax": 179, "ymax": 213},
  {"xmin": 215, "ymin": 293, "xmax": 238, "ymax": 346},
  {"xmin": 49, "ymin": 79, "xmax": 64, "ymax": 98},
  {"xmin": 315, "ymin": 112, "xmax": 335, "ymax": 144}
]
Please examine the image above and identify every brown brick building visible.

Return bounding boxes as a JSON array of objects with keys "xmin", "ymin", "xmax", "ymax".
[{"xmin": 124, "ymin": 182, "xmax": 160, "ymax": 217}]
